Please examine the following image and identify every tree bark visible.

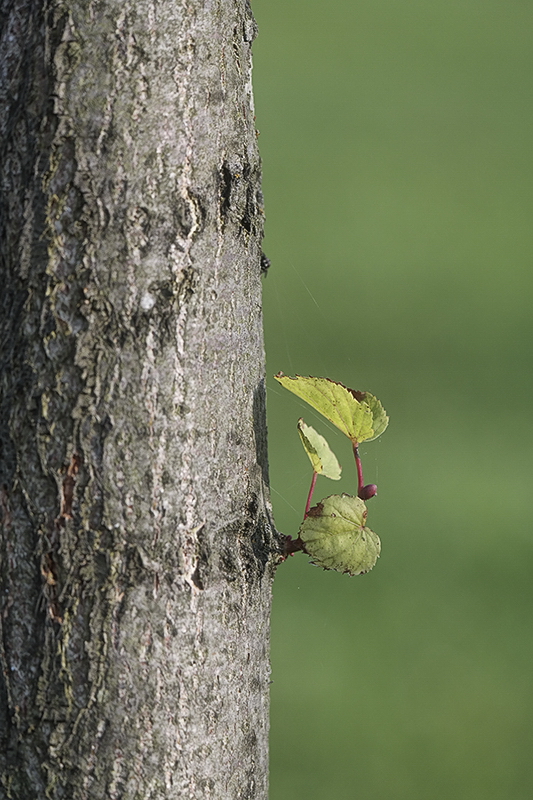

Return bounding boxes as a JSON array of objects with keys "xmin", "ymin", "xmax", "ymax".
[{"xmin": 0, "ymin": 0, "xmax": 278, "ymax": 796}]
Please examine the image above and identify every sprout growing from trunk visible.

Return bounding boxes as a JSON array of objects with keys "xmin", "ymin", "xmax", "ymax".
[{"xmin": 275, "ymin": 374, "xmax": 389, "ymax": 576}]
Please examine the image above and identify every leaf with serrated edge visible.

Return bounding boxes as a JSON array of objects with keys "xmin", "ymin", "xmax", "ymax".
[
  {"xmin": 299, "ymin": 493, "xmax": 381, "ymax": 575},
  {"xmin": 297, "ymin": 419, "xmax": 341, "ymax": 480},
  {"xmin": 362, "ymin": 393, "xmax": 389, "ymax": 441},
  {"xmin": 275, "ymin": 374, "xmax": 374, "ymax": 442}
]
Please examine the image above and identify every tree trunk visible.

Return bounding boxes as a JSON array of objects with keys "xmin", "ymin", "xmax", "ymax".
[{"xmin": 0, "ymin": 0, "xmax": 277, "ymax": 796}]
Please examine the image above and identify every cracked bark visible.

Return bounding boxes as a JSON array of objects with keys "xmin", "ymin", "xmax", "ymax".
[{"xmin": 0, "ymin": 0, "xmax": 279, "ymax": 796}]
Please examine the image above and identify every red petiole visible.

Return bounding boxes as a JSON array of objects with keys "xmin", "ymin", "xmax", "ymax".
[
  {"xmin": 354, "ymin": 442, "xmax": 378, "ymax": 500},
  {"xmin": 353, "ymin": 442, "xmax": 364, "ymax": 495},
  {"xmin": 304, "ymin": 471, "xmax": 318, "ymax": 518}
]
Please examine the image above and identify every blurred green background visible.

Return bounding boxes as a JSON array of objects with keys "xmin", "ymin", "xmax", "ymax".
[{"xmin": 251, "ymin": 1, "xmax": 533, "ymax": 798}]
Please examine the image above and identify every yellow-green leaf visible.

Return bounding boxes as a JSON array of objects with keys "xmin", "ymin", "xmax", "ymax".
[
  {"xmin": 297, "ymin": 419, "xmax": 341, "ymax": 480},
  {"xmin": 299, "ymin": 493, "xmax": 381, "ymax": 576},
  {"xmin": 360, "ymin": 392, "xmax": 389, "ymax": 441},
  {"xmin": 275, "ymin": 374, "xmax": 383, "ymax": 443}
]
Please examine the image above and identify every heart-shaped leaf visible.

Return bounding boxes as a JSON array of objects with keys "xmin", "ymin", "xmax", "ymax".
[
  {"xmin": 298, "ymin": 493, "xmax": 381, "ymax": 575},
  {"xmin": 275, "ymin": 374, "xmax": 388, "ymax": 443}
]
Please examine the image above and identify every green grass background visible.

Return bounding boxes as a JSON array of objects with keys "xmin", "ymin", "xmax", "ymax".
[{"xmin": 251, "ymin": 1, "xmax": 533, "ymax": 798}]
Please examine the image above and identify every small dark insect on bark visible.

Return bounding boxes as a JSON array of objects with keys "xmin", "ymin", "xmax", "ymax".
[{"xmin": 260, "ymin": 252, "xmax": 271, "ymax": 275}]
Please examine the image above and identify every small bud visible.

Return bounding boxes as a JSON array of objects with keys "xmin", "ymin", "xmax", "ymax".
[{"xmin": 359, "ymin": 484, "xmax": 377, "ymax": 500}]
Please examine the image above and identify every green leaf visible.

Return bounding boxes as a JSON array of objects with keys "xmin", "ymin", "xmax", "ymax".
[
  {"xmin": 360, "ymin": 392, "xmax": 389, "ymax": 441},
  {"xmin": 275, "ymin": 374, "xmax": 388, "ymax": 443},
  {"xmin": 299, "ymin": 493, "xmax": 381, "ymax": 575},
  {"xmin": 297, "ymin": 419, "xmax": 341, "ymax": 480}
]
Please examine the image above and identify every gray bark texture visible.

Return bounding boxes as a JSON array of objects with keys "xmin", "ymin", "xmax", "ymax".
[{"xmin": 0, "ymin": 0, "xmax": 279, "ymax": 796}]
